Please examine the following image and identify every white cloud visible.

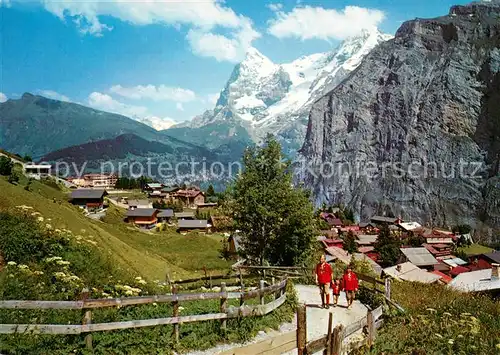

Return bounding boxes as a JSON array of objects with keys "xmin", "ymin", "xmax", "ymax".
[
  {"xmin": 207, "ymin": 93, "xmax": 220, "ymax": 105},
  {"xmin": 0, "ymin": 0, "xmax": 11, "ymax": 8},
  {"xmin": 0, "ymin": 92, "xmax": 7, "ymax": 103},
  {"xmin": 87, "ymin": 92, "xmax": 148, "ymax": 118},
  {"xmin": 38, "ymin": 90, "xmax": 71, "ymax": 102},
  {"xmin": 176, "ymin": 102, "xmax": 184, "ymax": 111},
  {"xmin": 138, "ymin": 116, "xmax": 177, "ymax": 131},
  {"xmin": 87, "ymin": 92, "xmax": 182, "ymax": 131},
  {"xmin": 40, "ymin": 0, "xmax": 259, "ymax": 61},
  {"xmin": 109, "ymin": 84, "xmax": 196, "ymax": 102},
  {"xmin": 267, "ymin": 3, "xmax": 283, "ymax": 12},
  {"xmin": 268, "ymin": 6, "xmax": 385, "ymax": 41},
  {"xmin": 187, "ymin": 20, "xmax": 260, "ymax": 62}
]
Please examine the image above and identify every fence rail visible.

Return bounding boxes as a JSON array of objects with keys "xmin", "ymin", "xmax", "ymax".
[{"xmin": 0, "ymin": 278, "xmax": 288, "ymax": 351}]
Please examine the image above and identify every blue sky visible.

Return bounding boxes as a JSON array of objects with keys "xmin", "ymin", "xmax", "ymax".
[{"xmin": 0, "ymin": 0, "xmax": 470, "ymax": 129}]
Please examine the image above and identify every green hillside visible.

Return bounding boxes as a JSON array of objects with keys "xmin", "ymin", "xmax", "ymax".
[
  {"xmin": 0, "ymin": 177, "xmax": 230, "ymax": 281},
  {"xmin": 0, "ymin": 93, "xmax": 208, "ymax": 159}
]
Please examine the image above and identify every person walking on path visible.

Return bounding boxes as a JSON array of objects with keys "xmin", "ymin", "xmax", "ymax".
[
  {"xmin": 342, "ymin": 265, "xmax": 359, "ymax": 309},
  {"xmin": 315, "ymin": 254, "xmax": 333, "ymax": 308},
  {"xmin": 331, "ymin": 278, "xmax": 341, "ymax": 307}
]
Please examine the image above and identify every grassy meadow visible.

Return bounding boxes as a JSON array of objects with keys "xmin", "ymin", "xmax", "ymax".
[{"xmin": 0, "ymin": 177, "xmax": 231, "ymax": 281}]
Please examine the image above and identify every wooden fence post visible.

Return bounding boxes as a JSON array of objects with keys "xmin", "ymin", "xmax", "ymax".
[
  {"xmin": 81, "ymin": 288, "xmax": 93, "ymax": 351},
  {"xmin": 220, "ymin": 282, "xmax": 227, "ymax": 332},
  {"xmin": 367, "ymin": 310, "xmax": 375, "ymax": 347},
  {"xmin": 384, "ymin": 278, "xmax": 391, "ymax": 300},
  {"xmin": 172, "ymin": 285, "xmax": 179, "ymax": 344},
  {"xmin": 331, "ymin": 324, "xmax": 344, "ymax": 355},
  {"xmin": 296, "ymin": 304, "xmax": 307, "ymax": 355},
  {"xmin": 325, "ymin": 312, "xmax": 333, "ymax": 355},
  {"xmin": 259, "ymin": 280, "xmax": 265, "ymax": 305}
]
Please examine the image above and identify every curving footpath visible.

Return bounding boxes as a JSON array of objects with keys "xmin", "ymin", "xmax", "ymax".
[{"xmin": 186, "ymin": 284, "xmax": 368, "ymax": 355}]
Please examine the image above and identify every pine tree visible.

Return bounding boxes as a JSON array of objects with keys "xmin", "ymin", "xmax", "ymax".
[
  {"xmin": 232, "ymin": 135, "xmax": 316, "ymax": 266},
  {"xmin": 343, "ymin": 231, "xmax": 358, "ymax": 254},
  {"xmin": 206, "ymin": 184, "xmax": 215, "ymax": 197},
  {"xmin": 0, "ymin": 156, "xmax": 13, "ymax": 176},
  {"xmin": 374, "ymin": 224, "xmax": 401, "ymax": 266}
]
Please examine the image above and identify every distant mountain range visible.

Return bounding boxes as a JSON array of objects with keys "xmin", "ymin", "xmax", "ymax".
[{"xmin": 172, "ymin": 29, "xmax": 393, "ymax": 155}]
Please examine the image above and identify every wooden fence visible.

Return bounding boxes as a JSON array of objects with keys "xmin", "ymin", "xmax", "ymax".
[
  {"xmin": 220, "ymin": 269, "xmax": 404, "ymax": 355},
  {"xmin": 0, "ymin": 279, "xmax": 288, "ymax": 351}
]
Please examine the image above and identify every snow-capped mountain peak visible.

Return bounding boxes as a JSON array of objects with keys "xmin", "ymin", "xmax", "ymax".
[{"xmin": 180, "ymin": 28, "xmax": 393, "ymax": 153}]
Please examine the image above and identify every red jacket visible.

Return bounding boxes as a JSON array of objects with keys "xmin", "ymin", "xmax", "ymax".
[
  {"xmin": 342, "ymin": 271, "xmax": 359, "ymax": 291},
  {"xmin": 316, "ymin": 262, "xmax": 332, "ymax": 284},
  {"xmin": 331, "ymin": 282, "xmax": 342, "ymax": 295}
]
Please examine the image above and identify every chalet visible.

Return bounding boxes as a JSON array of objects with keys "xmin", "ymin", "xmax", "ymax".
[
  {"xmin": 144, "ymin": 183, "xmax": 164, "ymax": 197},
  {"xmin": 430, "ymin": 271, "xmax": 453, "ymax": 284},
  {"xmin": 161, "ymin": 186, "xmax": 180, "ymax": 198},
  {"xmin": 450, "ymin": 265, "xmax": 471, "ymax": 277},
  {"xmin": 320, "ymin": 212, "xmax": 343, "ymax": 228},
  {"xmin": 177, "ymin": 219, "xmax": 209, "ymax": 233},
  {"xmin": 126, "ymin": 208, "xmax": 159, "ymax": 229},
  {"xmin": 157, "ymin": 209, "xmax": 174, "ymax": 223},
  {"xmin": 415, "ymin": 228, "xmax": 455, "ymax": 244},
  {"xmin": 400, "ymin": 247, "xmax": 438, "ymax": 268},
  {"xmin": 449, "ymin": 264, "xmax": 500, "ymax": 293},
  {"xmin": 175, "ymin": 211, "xmax": 195, "ymax": 220},
  {"xmin": 441, "ymin": 257, "xmax": 468, "ymax": 268},
  {"xmin": 172, "ymin": 188, "xmax": 205, "ymax": 207},
  {"xmin": 324, "ymin": 246, "xmax": 351, "ymax": 264},
  {"xmin": 356, "ymin": 234, "xmax": 378, "ymax": 246},
  {"xmin": 322, "ymin": 239, "xmax": 344, "ymax": 249},
  {"xmin": 70, "ymin": 189, "xmax": 108, "ymax": 210},
  {"xmin": 24, "ymin": 163, "xmax": 51, "ymax": 179},
  {"xmin": 383, "ymin": 262, "xmax": 441, "ymax": 284},
  {"xmin": 210, "ymin": 216, "xmax": 233, "ymax": 231},
  {"xmin": 471, "ymin": 251, "xmax": 500, "ymax": 270},
  {"xmin": 339, "ymin": 225, "xmax": 360, "ymax": 233},
  {"xmin": 370, "ymin": 216, "xmax": 402, "ymax": 225},
  {"xmin": 127, "ymin": 199, "xmax": 152, "ymax": 210},
  {"xmin": 319, "ymin": 230, "xmax": 339, "ymax": 239},
  {"xmin": 397, "ymin": 221, "xmax": 422, "ymax": 232},
  {"xmin": 358, "ymin": 222, "xmax": 377, "ymax": 233},
  {"xmin": 423, "ymin": 243, "xmax": 453, "ymax": 258}
]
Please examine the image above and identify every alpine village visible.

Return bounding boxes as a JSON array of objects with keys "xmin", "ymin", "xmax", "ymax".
[{"xmin": 1, "ymin": 1, "xmax": 500, "ymax": 354}]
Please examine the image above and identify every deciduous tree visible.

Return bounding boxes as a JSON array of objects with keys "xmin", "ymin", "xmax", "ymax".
[{"xmin": 231, "ymin": 135, "xmax": 316, "ymax": 266}]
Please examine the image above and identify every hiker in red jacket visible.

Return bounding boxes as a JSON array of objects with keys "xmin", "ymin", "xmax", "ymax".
[
  {"xmin": 331, "ymin": 278, "xmax": 341, "ymax": 307},
  {"xmin": 315, "ymin": 254, "xmax": 333, "ymax": 308},
  {"xmin": 342, "ymin": 265, "xmax": 359, "ymax": 309}
]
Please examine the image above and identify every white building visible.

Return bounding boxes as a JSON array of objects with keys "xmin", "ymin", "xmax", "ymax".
[{"xmin": 24, "ymin": 163, "xmax": 51, "ymax": 179}]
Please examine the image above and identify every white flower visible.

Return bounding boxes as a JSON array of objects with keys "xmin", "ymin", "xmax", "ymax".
[
  {"xmin": 56, "ymin": 260, "xmax": 71, "ymax": 266},
  {"xmin": 448, "ymin": 339, "xmax": 454, "ymax": 345},
  {"xmin": 18, "ymin": 264, "xmax": 29, "ymax": 270},
  {"xmin": 37, "ymin": 216, "xmax": 44, "ymax": 222},
  {"xmin": 125, "ymin": 290, "xmax": 134, "ymax": 296},
  {"xmin": 137, "ymin": 279, "xmax": 147, "ymax": 285},
  {"xmin": 178, "ymin": 306, "xmax": 185, "ymax": 312},
  {"xmin": 34, "ymin": 271, "xmax": 44, "ymax": 276},
  {"xmin": 7, "ymin": 261, "xmax": 16, "ymax": 266},
  {"xmin": 152, "ymin": 302, "xmax": 158, "ymax": 307},
  {"xmin": 45, "ymin": 224, "xmax": 52, "ymax": 229}
]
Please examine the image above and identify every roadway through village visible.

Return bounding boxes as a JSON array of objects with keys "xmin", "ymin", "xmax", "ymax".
[{"xmin": 186, "ymin": 284, "xmax": 368, "ymax": 355}]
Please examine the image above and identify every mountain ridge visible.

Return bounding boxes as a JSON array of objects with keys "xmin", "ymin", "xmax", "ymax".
[
  {"xmin": 0, "ymin": 93, "xmax": 199, "ymax": 158},
  {"xmin": 298, "ymin": 1, "xmax": 500, "ymax": 238},
  {"xmin": 171, "ymin": 29, "xmax": 393, "ymax": 155}
]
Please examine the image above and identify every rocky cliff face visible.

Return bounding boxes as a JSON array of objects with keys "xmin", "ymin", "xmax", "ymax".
[{"xmin": 298, "ymin": 1, "xmax": 500, "ymax": 234}]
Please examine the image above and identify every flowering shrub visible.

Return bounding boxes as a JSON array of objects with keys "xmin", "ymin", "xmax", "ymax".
[{"xmin": 361, "ymin": 281, "xmax": 500, "ymax": 355}]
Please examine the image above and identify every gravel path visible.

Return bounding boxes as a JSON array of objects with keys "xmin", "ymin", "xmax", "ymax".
[{"xmin": 186, "ymin": 285, "xmax": 368, "ymax": 355}]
